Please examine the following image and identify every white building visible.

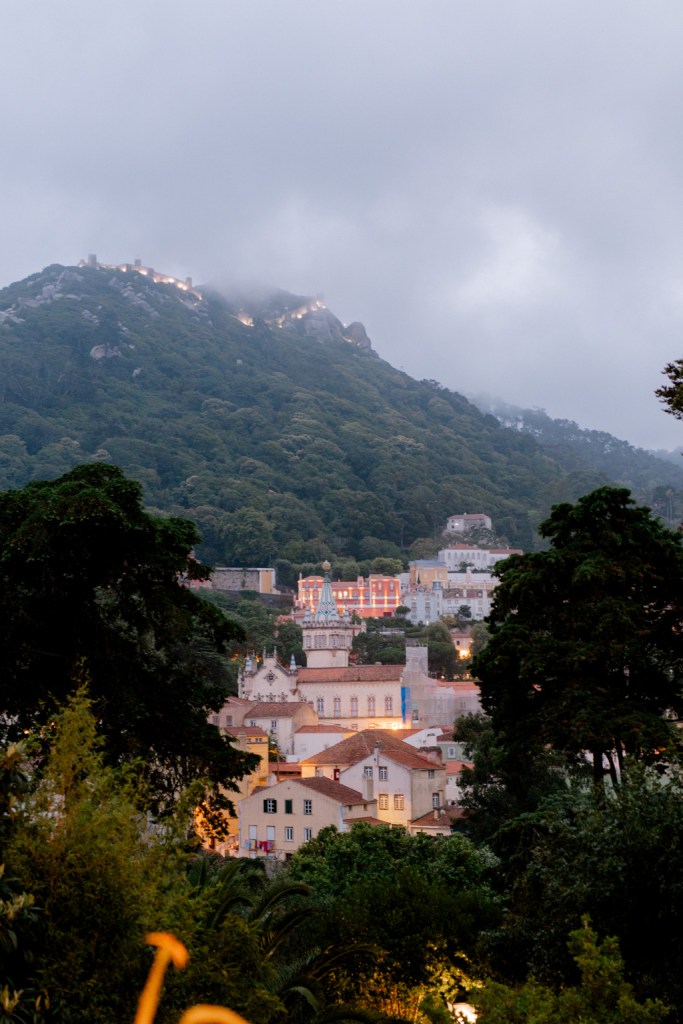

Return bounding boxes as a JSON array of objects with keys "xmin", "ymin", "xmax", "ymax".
[
  {"xmin": 444, "ymin": 513, "xmax": 492, "ymax": 536},
  {"xmin": 438, "ymin": 545, "xmax": 522, "ymax": 570}
]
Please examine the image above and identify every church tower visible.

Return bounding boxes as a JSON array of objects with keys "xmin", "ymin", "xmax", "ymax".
[{"xmin": 302, "ymin": 561, "xmax": 355, "ymax": 668}]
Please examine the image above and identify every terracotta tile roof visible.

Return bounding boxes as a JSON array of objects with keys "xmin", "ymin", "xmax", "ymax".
[
  {"xmin": 446, "ymin": 760, "xmax": 473, "ymax": 775},
  {"xmin": 411, "ymin": 806, "xmax": 465, "ymax": 827},
  {"xmin": 295, "ymin": 725, "xmax": 350, "ymax": 734},
  {"xmin": 343, "ymin": 816, "xmax": 384, "ymax": 825},
  {"xmin": 245, "ymin": 702, "xmax": 311, "ymax": 718},
  {"xmin": 298, "ymin": 665, "xmax": 403, "ymax": 683},
  {"xmin": 301, "ymin": 728, "xmax": 442, "ymax": 771},
  {"xmin": 296, "ymin": 776, "xmax": 365, "ymax": 804},
  {"xmin": 230, "ymin": 726, "xmax": 268, "ymax": 738},
  {"xmin": 270, "ymin": 762, "xmax": 301, "ymax": 774}
]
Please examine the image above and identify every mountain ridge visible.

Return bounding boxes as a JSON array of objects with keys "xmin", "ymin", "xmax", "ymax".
[{"xmin": 0, "ymin": 262, "xmax": 680, "ymax": 569}]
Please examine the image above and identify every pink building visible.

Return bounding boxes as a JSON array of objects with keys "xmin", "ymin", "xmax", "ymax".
[{"xmin": 297, "ymin": 573, "xmax": 401, "ymax": 619}]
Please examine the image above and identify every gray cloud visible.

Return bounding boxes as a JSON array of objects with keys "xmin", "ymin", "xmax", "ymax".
[{"xmin": 3, "ymin": 1, "xmax": 683, "ymax": 448}]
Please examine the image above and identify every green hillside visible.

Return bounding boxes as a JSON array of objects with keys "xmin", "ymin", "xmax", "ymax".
[
  {"xmin": 473, "ymin": 398, "xmax": 683, "ymax": 525},
  {"xmin": 0, "ymin": 262, "xmax": 669, "ymax": 567}
]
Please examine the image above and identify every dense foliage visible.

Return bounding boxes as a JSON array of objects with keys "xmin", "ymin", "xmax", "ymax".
[
  {"xmin": 481, "ymin": 399, "xmax": 683, "ymax": 520},
  {"xmin": 0, "ymin": 463, "xmax": 255, "ymax": 817},
  {"xmin": 0, "ymin": 262, "xmax": 636, "ymax": 563},
  {"xmin": 287, "ymin": 823, "xmax": 500, "ymax": 1018},
  {"xmin": 472, "ymin": 487, "xmax": 683, "ymax": 788}
]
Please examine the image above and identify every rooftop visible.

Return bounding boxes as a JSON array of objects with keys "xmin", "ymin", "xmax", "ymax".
[
  {"xmin": 301, "ymin": 728, "xmax": 443, "ymax": 771},
  {"xmin": 245, "ymin": 702, "xmax": 311, "ymax": 718}
]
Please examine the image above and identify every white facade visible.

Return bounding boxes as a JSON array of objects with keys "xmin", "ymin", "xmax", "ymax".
[
  {"xmin": 444, "ymin": 513, "xmax": 492, "ymax": 535},
  {"xmin": 438, "ymin": 545, "xmax": 522, "ymax": 570},
  {"xmin": 340, "ymin": 751, "xmax": 446, "ymax": 828}
]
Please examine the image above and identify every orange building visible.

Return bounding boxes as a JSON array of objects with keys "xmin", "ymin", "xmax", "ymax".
[{"xmin": 297, "ymin": 573, "xmax": 401, "ymax": 619}]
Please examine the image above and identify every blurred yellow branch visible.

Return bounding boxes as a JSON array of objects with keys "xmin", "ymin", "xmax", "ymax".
[{"xmin": 134, "ymin": 932, "xmax": 252, "ymax": 1024}]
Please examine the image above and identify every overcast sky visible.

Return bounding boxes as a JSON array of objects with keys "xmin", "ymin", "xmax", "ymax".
[{"xmin": 4, "ymin": 2, "xmax": 683, "ymax": 451}]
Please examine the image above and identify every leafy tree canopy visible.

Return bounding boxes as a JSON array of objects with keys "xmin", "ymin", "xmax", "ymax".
[
  {"xmin": 0, "ymin": 463, "xmax": 256, "ymax": 815},
  {"xmin": 473, "ymin": 487, "xmax": 683, "ymax": 788}
]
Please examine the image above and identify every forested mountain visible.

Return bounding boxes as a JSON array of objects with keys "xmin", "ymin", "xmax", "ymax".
[
  {"xmin": 0, "ymin": 262, "xmax": 679, "ymax": 566},
  {"xmin": 471, "ymin": 397, "xmax": 683, "ymax": 525}
]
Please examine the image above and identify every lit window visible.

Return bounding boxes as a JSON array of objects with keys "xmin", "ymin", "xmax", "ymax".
[
  {"xmin": 304, "ymin": 799, "xmax": 312, "ymax": 815},
  {"xmin": 378, "ymin": 793, "xmax": 388, "ymax": 810},
  {"xmin": 394, "ymin": 794, "xmax": 404, "ymax": 810}
]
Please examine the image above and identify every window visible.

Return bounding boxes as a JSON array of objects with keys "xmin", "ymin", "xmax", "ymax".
[
  {"xmin": 285, "ymin": 826, "xmax": 294, "ymax": 841},
  {"xmin": 447, "ymin": 746, "xmax": 456, "ymax": 758},
  {"xmin": 316, "ymin": 697, "xmax": 324, "ymax": 715},
  {"xmin": 285, "ymin": 799, "xmax": 293, "ymax": 814},
  {"xmin": 248, "ymin": 825, "xmax": 257, "ymax": 840},
  {"xmin": 393, "ymin": 794, "xmax": 404, "ymax": 810},
  {"xmin": 271, "ymin": 720, "xmax": 277, "ymax": 731},
  {"xmin": 266, "ymin": 825, "xmax": 275, "ymax": 841},
  {"xmin": 303, "ymin": 799, "xmax": 312, "ymax": 815},
  {"xmin": 363, "ymin": 766, "xmax": 373, "ymax": 778},
  {"xmin": 264, "ymin": 799, "xmax": 277, "ymax": 813},
  {"xmin": 304, "ymin": 827, "xmax": 313, "ymax": 841},
  {"xmin": 350, "ymin": 697, "xmax": 359, "ymax": 717},
  {"xmin": 367, "ymin": 696, "xmax": 375, "ymax": 715},
  {"xmin": 427, "ymin": 769, "xmax": 435, "ymax": 779},
  {"xmin": 378, "ymin": 793, "xmax": 389, "ymax": 810},
  {"xmin": 225, "ymin": 714, "xmax": 233, "ymax": 726},
  {"xmin": 385, "ymin": 695, "xmax": 393, "ymax": 715},
  {"xmin": 432, "ymin": 793, "xmax": 440, "ymax": 809},
  {"xmin": 379, "ymin": 766, "xmax": 388, "ymax": 781},
  {"xmin": 333, "ymin": 697, "xmax": 341, "ymax": 718}
]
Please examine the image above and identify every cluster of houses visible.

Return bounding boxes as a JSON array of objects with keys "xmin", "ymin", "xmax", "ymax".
[
  {"xmin": 209, "ymin": 562, "xmax": 480, "ymax": 860},
  {"xmin": 198, "ymin": 513, "xmax": 518, "ymax": 858}
]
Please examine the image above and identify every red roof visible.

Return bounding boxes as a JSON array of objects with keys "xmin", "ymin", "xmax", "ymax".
[
  {"xmin": 411, "ymin": 806, "xmax": 465, "ymax": 827},
  {"xmin": 230, "ymin": 726, "xmax": 268, "ymax": 738},
  {"xmin": 270, "ymin": 762, "xmax": 302, "ymax": 775},
  {"xmin": 302, "ymin": 729, "xmax": 443, "ymax": 771},
  {"xmin": 245, "ymin": 702, "xmax": 311, "ymax": 718},
  {"xmin": 296, "ymin": 776, "xmax": 365, "ymax": 804},
  {"xmin": 446, "ymin": 760, "xmax": 473, "ymax": 775},
  {"xmin": 343, "ymin": 816, "xmax": 385, "ymax": 826},
  {"xmin": 295, "ymin": 725, "xmax": 350, "ymax": 734}
]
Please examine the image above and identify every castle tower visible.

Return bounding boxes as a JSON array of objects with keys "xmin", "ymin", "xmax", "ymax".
[{"xmin": 302, "ymin": 561, "xmax": 355, "ymax": 668}]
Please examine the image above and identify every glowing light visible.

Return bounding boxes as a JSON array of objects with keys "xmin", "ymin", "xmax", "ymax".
[
  {"xmin": 134, "ymin": 933, "xmax": 188, "ymax": 1024},
  {"xmin": 134, "ymin": 932, "xmax": 254, "ymax": 1024}
]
